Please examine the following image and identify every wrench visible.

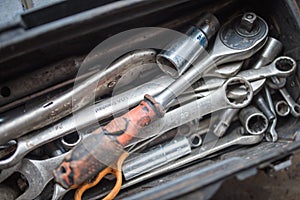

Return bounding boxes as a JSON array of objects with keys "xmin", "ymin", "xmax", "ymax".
[
  {"xmin": 0, "ymin": 49, "xmax": 157, "ymax": 144},
  {"xmin": 210, "ymin": 37, "xmax": 285, "ymax": 137},
  {"xmin": 0, "ymin": 154, "xmax": 65, "ymax": 200},
  {"xmin": 0, "ymin": 72, "xmax": 261, "ymax": 170},
  {"xmin": 54, "ymin": 76, "xmax": 254, "ymax": 188},
  {"xmin": 54, "ymin": 12, "xmax": 267, "ymax": 188},
  {"xmin": 194, "ymin": 56, "xmax": 296, "ymax": 92},
  {"xmin": 264, "ymin": 86, "xmax": 278, "ymax": 142},
  {"xmin": 92, "ymin": 127, "xmax": 263, "ymax": 199},
  {"xmin": 128, "ymin": 77, "xmax": 253, "ymax": 146},
  {"xmin": 275, "ymin": 100, "xmax": 290, "ymax": 117},
  {"xmin": 154, "ymin": 12, "xmax": 268, "ymax": 109},
  {"xmin": 127, "ymin": 78, "xmax": 264, "ymax": 153},
  {"xmin": 269, "ymin": 77, "xmax": 300, "ymax": 117},
  {"xmin": 52, "ymin": 184, "xmax": 69, "ymax": 200},
  {"xmin": 0, "ymin": 76, "xmax": 171, "ymax": 169}
]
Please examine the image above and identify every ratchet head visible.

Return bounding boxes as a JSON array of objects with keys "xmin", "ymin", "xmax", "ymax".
[
  {"xmin": 223, "ymin": 77, "xmax": 253, "ymax": 109},
  {"xmin": 211, "ymin": 12, "xmax": 268, "ymax": 65}
]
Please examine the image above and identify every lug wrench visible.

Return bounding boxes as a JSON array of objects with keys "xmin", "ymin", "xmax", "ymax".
[{"xmin": 53, "ymin": 12, "xmax": 268, "ymax": 189}]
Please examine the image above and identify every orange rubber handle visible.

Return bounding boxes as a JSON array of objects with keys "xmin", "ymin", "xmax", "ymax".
[{"xmin": 53, "ymin": 95, "xmax": 163, "ymax": 189}]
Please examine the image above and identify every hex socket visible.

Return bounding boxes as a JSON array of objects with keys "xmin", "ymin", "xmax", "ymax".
[
  {"xmin": 156, "ymin": 13, "xmax": 220, "ymax": 78},
  {"xmin": 239, "ymin": 105, "xmax": 268, "ymax": 135},
  {"xmin": 122, "ymin": 136, "xmax": 191, "ymax": 180}
]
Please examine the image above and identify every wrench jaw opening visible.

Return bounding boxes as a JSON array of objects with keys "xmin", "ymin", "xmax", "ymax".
[{"xmin": 223, "ymin": 77, "xmax": 253, "ymax": 109}]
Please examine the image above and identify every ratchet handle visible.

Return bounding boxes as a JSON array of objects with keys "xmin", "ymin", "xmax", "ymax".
[{"xmin": 53, "ymin": 95, "xmax": 163, "ymax": 189}]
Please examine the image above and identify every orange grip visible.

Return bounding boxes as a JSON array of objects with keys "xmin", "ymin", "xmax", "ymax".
[{"xmin": 54, "ymin": 95, "xmax": 164, "ymax": 189}]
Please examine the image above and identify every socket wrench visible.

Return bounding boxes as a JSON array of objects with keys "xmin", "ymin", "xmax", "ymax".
[{"xmin": 154, "ymin": 12, "xmax": 268, "ymax": 109}]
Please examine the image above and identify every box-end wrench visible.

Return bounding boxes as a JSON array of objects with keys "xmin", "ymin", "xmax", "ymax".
[
  {"xmin": 129, "ymin": 78, "xmax": 265, "ymax": 154},
  {"xmin": 275, "ymin": 100, "xmax": 290, "ymax": 116},
  {"xmin": 211, "ymin": 37, "xmax": 284, "ymax": 137},
  {"xmin": 269, "ymin": 76, "xmax": 300, "ymax": 117},
  {"xmin": 92, "ymin": 127, "xmax": 263, "ymax": 199},
  {"xmin": 239, "ymin": 105, "xmax": 269, "ymax": 135},
  {"xmin": 0, "ymin": 153, "xmax": 65, "ymax": 200},
  {"xmin": 194, "ymin": 56, "xmax": 296, "ymax": 92}
]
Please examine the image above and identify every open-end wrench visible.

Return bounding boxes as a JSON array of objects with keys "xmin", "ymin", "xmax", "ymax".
[
  {"xmin": 0, "ymin": 154, "xmax": 65, "ymax": 200},
  {"xmin": 54, "ymin": 12, "xmax": 268, "ymax": 188},
  {"xmin": 91, "ymin": 127, "xmax": 263, "ymax": 199}
]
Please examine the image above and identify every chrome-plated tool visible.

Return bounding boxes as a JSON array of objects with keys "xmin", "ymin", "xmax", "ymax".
[
  {"xmin": 53, "ymin": 12, "xmax": 268, "ymax": 189},
  {"xmin": 157, "ymin": 13, "xmax": 220, "ymax": 78}
]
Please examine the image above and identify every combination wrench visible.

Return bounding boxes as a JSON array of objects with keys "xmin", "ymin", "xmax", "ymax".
[
  {"xmin": 0, "ymin": 153, "xmax": 66, "ymax": 200},
  {"xmin": 269, "ymin": 76, "xmax": 300, "ymax": 117},
  {"xmin": 53, "ymin": 12, "xmax": 268, "ymax": 188},
  {"xmin": 211, "ymin": 37, "xmax": 285, "ymax": 137},
  {"xmin": 194, "ymin": 56, "xmax": 296, "ymax": 92}
]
